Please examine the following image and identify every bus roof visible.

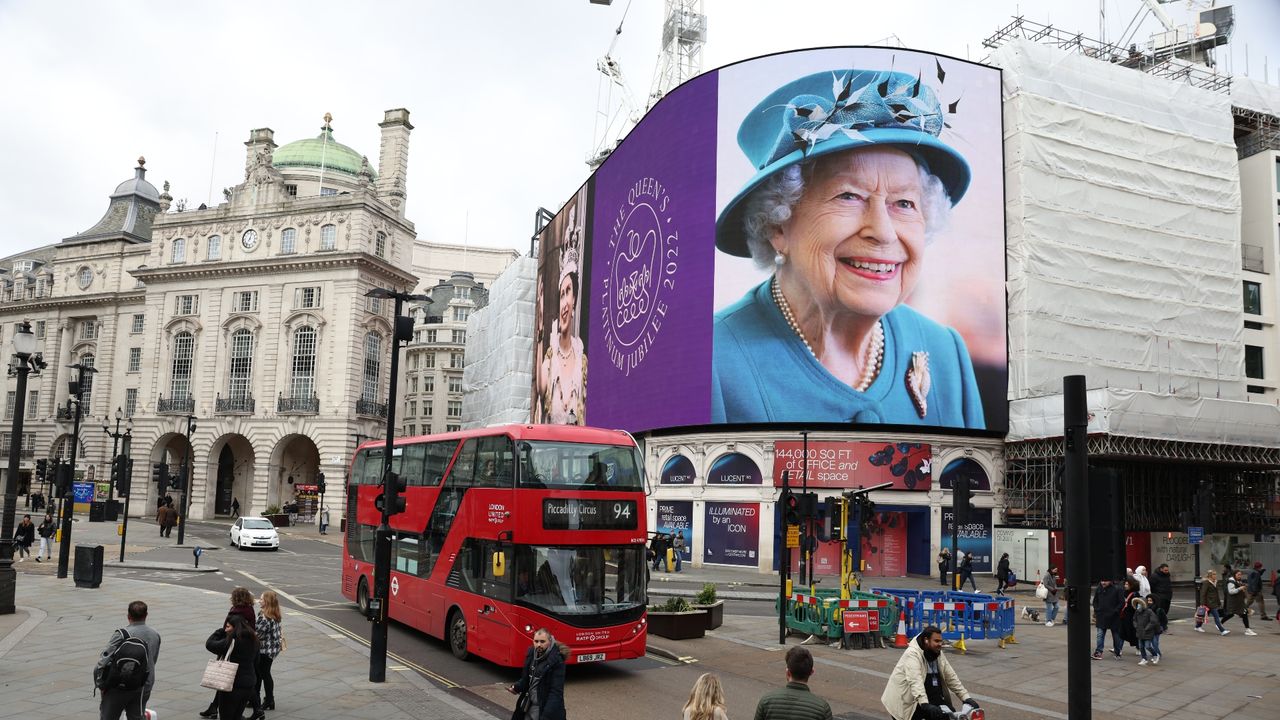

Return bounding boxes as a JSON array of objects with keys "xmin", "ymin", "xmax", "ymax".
[{"xmin": 353, "ymin": 424, "xmax": 637, "ymax": 455}]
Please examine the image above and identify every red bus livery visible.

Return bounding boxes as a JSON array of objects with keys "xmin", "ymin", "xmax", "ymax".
[{"xmin": 341, "ymin": 424, "xmax": 649, "ymax": 667}]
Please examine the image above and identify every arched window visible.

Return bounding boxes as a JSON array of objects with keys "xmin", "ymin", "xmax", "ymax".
[
  {"xmin": 290, "ymin": 326, "xmax": 316, "ymax": 398},
  {"xmin": 319, "ymin": 224, "xmax": 337, "ymax": 251},
  {"xmin": 79, "ymin": 354, "xmax": 96, "ymax": 414},
  {"xmin": 228, "ymin": 329, "xmax": 254, "ymax": 400},
  {"xmin": 170, "ymin": 331, "xmax": 194, "ymax": 398},
  {"xmin": 207, "ymin": 235, "xmax": 221, "ymax": 260},
  {"xmin": 375, "ymin": 231, "xmax": 387, "ymax": 258},
  {"xmin": 280, "ymin": 227, "xmax": 297, "ymax": 255},
  {"xmin": 362, "ymin": 332, "xmax": 382, "ymax": 401},
  {"xmin": 171, "ymin": 238, "xmax": 186, "ymax": 264}
]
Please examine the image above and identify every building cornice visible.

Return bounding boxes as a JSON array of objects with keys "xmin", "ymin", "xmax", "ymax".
[
  {"xmin": 153, "ymin": 191, "xmax": 416, "ymax": 234},
  {"xmin": 0, "ymin": 289, "xmax": 146, "ymax": 314},
  {"xmin": 130, "ymin": 252, "xmax": 418, "ymax": 287}
]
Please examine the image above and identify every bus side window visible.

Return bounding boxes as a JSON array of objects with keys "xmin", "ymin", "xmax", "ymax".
[
  {"xmin": 424, "ymin": 440, "xmax": 456, "ymax": 487},
  {"xmin": 401, "ymin": 444, "xmax": 427, "ymax": 486}
]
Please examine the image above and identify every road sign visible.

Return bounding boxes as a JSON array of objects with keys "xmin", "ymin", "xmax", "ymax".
[
  {"xmin": 843, "ymin": 610, "xmax": 879, "ymax": 633},
  {"xmin": 1188, "ymin": 527, "xmax": 1204, "ymax": 544},
  {"xmin": 786, "ymin": 526, "xmax": 800, "ymax": 548}
]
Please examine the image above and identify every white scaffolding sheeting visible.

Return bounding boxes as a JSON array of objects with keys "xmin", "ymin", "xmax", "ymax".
[
  {"xmin": 1009, "ymin": 388, "xmax": 1280, "ymax": 449},
  {"xmin": 1231, "ymin": 75, "xmax": 1280, "ymax": 117},
  {"xmin": 462, "ymin": 256, "xmax": 536, "ymax": 427},
  {"xmin": 992, "ymin": 40, "xmax": 1244, "ymax": 405}
]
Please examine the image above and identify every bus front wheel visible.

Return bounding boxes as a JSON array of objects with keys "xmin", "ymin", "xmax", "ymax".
[
  {"xmin": 356, "ymin": 576, "xmax": 371, "ymax": 616},
  {"xmin": 448, "ymin": 609, "xmax": 470, "ymax": 661}
]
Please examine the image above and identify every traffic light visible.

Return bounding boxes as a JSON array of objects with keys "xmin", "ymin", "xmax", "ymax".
[
  {"xmin": 152, "ymin": 462, "xmax": 169, "ymax": 496},
  {"xmin": 952, "ymin": 476, "xmax": 972, "ymax": 525},
  {"xmin": 316, "ymin": 471, "xmax": 327, "ymax": 496},
  {"xmin": 783, "ymin": 490, "xmax": 800, "ymax": 526},
  {"xmin": 115, "ymin": 456, "xmax": 133, "ymax": 497},
  {"xmin": 35, "ymin": 458, "xmax": 48, "ymax": 484},
  {"xmin": 110, "ymin": 456, "xmax": 121, "ymax": 488},
  {"xmin": 55, "ymin": 462, "xmax": 72, "ymax": 496},
  {"xmin": 796, "ymin": 492, "xmax": 818, "ymax": 519},
  {"xmin": 384, "ymin": 470, "xmax": 406, "ymax": 516},
  {"xmin": 170, "ymin": 466, "xmax": 186, "ymax": 492},
  {"xmin": 823, "ymin": 496, "xmax": 841, "ymax": 541}
]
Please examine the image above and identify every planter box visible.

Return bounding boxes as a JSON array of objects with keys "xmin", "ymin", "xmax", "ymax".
[
  {"xmin": 265, "ymin": 514, "xmax": 291, "ymax": 528},
  {"xmin": 693, "ymin": 600, "xmax": 724, "ymax": 630},
  {"xmin": 647, "ymin": 609, "xmax": 707, "ymax": 640}
]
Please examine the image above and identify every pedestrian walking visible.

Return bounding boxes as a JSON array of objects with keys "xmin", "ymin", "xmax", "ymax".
[
  {"xmin": 36, "ymin": 512, "xmax": 55, "ymax": 561},
  {"xmin": 937, "ymin": 548, "xmax": 951, "ymax": 587},
  {"xmin": 1246, "ymin": 561, "xmax": 1271, "ymax": 620},
  {"xmin": 994, "ymin": 553, "xmax": 1011, "ymax": 596},
  {"xmin": 154, "ymin": 501, "xmax": 166, "ymax": 537},
  {"xmin": 1119, "ymin": 578, "xmax": 1141, "ymax": 651},
  {"xmin": 318, "ymin": 506, "xmax": 330, "ymax": 535},
  {"xmin": 1196, "ymin": 569, "xmax": 1229, "ymax": 635},
  {"xmin": 507, "ymin": 628, "xmax": 567, "ymax": 720},
  {"xmin": 673, "ymin": 530, "xmax": 686, "ymax": 572},
  {"xmin": 1134, "ymin": 565, "xmax": 1151, "ymax": 598},
  {"xmin": 651, "ymin": 533, "xmax": 668, "ymax": 572},
  {"xmin": 1221, "ymin": 569, "xmax": 1257, "ymax": 636},
  {"xmin": 1131, "ymin": 597, "xmax": 1161, "ymax": 665},
  {"xmin": 1041, "ymin": 567, "xmax": 1060, "ymax": 626},
  {"xmin": 959, "ymin": 552, "xmax": 976, "ymax": 592},
  {"xmin": 231, "ymin": 497, "xmax": 241, "ymax": 518},
  {"xmin": 12, "ymin": 514, "xmax": 35, "ymax": 561},
  {"xmin": 1149, "ymin": 563, "xmax": 1173, "ymax": 632},
  {"xmin": 254, "ymin": 591, "xmax": 284, "ymax": 715},
  {"xmin": 201, "ymin": 587, "xmax": 257, "ymax": 719},
  {"xmin": 1092, "ymin": 578, "xmax": 1125, "ymax": 660},
  {"xmin": 754, "ymin": 646, "xmax": 833, "ymax": 720},
  {"xmin": 682, "ymin": 673, "xmax": 729, "ymax": 720},
  {"xmin": 94, "ymin": 600, "xmax": 161, "ymax": 720},
  {"xmin": 205, "ymin": 615, "xmax": 259, "ymax": 720}
]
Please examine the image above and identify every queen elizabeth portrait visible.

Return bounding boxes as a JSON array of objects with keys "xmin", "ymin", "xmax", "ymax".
[{"xmin": 711, "ymin": 67, "xmax": 986, "ymax": 428}]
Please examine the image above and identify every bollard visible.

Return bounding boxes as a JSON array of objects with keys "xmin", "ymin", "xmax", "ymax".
[{"xmin": 193, "ymin": 546, "xmax": 203, "ymax": 568}]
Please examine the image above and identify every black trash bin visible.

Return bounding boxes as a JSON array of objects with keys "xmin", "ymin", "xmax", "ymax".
[
  {"xmin": 88, "ymin": 501, "xmax": 105, "ymax": 522},
  {"xmin": 104, "ymin": 500, "xmax": 121, "ymax": 522},
  {"xmin": 74, "ymin": 544, "xmax": 104, "ymax": 588}
]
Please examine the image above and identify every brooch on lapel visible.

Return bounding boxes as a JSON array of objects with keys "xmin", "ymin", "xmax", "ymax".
[{"xmin": 906, "ymin": 351, "xmax": 931, "ymax": 418}]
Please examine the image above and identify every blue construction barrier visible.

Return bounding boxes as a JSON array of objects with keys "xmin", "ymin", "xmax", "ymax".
[{"xmin": 870, "ymin": 588, "xmax": 1018, "ymax": 652}]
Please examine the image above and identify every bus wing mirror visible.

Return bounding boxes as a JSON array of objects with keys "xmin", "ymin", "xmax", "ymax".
[{"xmin": 492, "ymin": 550, "xmax": 506, "ymax": 577}]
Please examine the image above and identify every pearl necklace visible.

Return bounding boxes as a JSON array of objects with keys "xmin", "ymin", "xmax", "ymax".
[{"xmin": 772, "ymin": 278, "xmax": 884, "ymax": 392}]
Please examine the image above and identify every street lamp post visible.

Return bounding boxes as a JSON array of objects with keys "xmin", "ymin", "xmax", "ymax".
[
  {"xmin": 102, "ymin": 408, "xmax": 132, "ymax": 500},
  {"xmin": 176, "ymin": 415, "xmax": 197, "ymax": 546},
  {"xmin": 1, "ymin": 321, "xmax": 46, "ymax": 615},
  {"xmin": 57, "ymin": 362, "xmax": 97, "ymax": 579},
  {"xmin": 365, "ymin": 287, "xmax": 429, "ymax": 683}
]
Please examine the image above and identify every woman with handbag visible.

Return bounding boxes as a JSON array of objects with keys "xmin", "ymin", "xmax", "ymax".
[
  {"xmin": 1197, "ymin": 570, "xmax": 1228, "ymax": 635},
  {"xmin": 201, "ymin": 588, "xmax": 258, "ymax": 719},
  {"xmin": 506, "ymin": 629, "xmax": 566, "ymax": 720},
  {"xmin": 255, "ymin": 591, "xmax": 285, "ymax": 714},
  {"xmin": 205, "ymin": 614, "xmax": 259, "ymax": 720}
]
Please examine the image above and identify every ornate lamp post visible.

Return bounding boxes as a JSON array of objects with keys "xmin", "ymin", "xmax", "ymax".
[{"xmin": 1, "ymin": 321, "xmax": 47, "ymax": 614}]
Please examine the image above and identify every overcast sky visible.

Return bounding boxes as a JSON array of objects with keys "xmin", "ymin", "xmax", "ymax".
[{"xmin": 1, "ymin": 0, "xmax": 1276, "ymax": 260}]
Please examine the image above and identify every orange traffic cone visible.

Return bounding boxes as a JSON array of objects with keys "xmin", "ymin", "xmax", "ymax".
[{"xmin": 894, "ymin": 610, "xmax": 909, "ymax": 649}]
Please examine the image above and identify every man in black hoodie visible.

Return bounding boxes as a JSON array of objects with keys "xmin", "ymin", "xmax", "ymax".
[
  {"xmin": 1246, "ymin": 561, "xmax": 1271, "ymax": 621},
  {"xmin": 1149, "ymin": 563, "xmax": 1174, "ymax": 632},
  {"xmin": 1091, "ymin": 578, "xmax": 1125, "ymax": 660}
]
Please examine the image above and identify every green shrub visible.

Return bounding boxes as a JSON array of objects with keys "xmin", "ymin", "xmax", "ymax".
[
  {"xmin": 651, "ymin": 596, "xmax": 693, "ymax": 613},
  {"xmin": 264, "ymin": 504, "xmax": 282, "ymax": 515},
  {"xmin": 694, "ymin": 583, "xmax": 718, "ymax": 605}
]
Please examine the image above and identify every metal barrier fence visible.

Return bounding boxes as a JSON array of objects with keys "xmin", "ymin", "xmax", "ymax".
[
  {"xmin": 777, "ymin": 588, "xmax": 902, "ymax": 645},
  {"xmin": 870, "ymin": 588, "xmax": 1018, "ymax": 653}
]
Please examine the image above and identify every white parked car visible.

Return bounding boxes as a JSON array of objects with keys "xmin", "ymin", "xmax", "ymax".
[{"xmin": 229, "ymin": 517, "xmax": 280, "ymax": 551}]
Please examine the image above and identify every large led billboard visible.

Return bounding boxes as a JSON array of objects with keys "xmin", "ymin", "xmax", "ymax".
[{"xmin": 534, "ymin": 47, "xmax": 1006, "ymax": 434}]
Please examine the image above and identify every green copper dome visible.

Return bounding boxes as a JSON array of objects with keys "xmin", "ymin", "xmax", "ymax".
[{"xmin": 272, "ymin": 127, "xmax": 375, "ymax": 179}]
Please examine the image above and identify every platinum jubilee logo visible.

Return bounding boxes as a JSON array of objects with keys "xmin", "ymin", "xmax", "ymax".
[{"xmin": 600, "ymin": 175, "xmax": 680, "ymax": 376}]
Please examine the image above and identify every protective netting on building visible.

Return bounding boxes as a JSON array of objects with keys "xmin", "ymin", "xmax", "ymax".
[
  {"xmin": 993, "ymin": 40, "xmax": 1245, "ymax": 407},
  {"xmin": 462, "ymin": 256, "xmax": 535, "ymax": 426}
]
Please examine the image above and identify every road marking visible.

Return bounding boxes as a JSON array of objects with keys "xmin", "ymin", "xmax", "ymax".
[
  {"xmin": 292, "ymin": 608, "xmax": 460, "ymax": 688},
  {"xmin": 235, "ymin": 569, "xmax": 314, "ymax": 610}
]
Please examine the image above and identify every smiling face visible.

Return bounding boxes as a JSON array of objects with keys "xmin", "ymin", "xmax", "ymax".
[
  {"xmin": 558, "ymin": 273, "xmax": 576, "ymax": 335},
  {"xmin": 771, "ymin": 147, "xmax": 927, "ymax": 320}
]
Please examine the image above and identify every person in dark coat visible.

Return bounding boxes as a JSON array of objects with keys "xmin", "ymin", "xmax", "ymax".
[
  {"xmin": 1091, "ymin": 578, "xmax": 1125, "ymax": 659},
  {"xmin": 205, "ymin": 615, "xmax": 259, "ymax": 720},
  {"xmin": 994, "ymin": 553, "xmax": 1011, "ymax": 596},
  {"xmin": 1246, "ymin": 561, "xmax": 1270, "ymax": 621},
  {"xmin": 201, "ymin": 587, "xmax": 258, "ymax": 719},
  {"xmin": 1197, "ymin": 570, "xmax": 1228, "ymax": 635},
  {"xmin": 13, "ymin": 514, "xmax": 35, "ymax": 561},
  {"xmin": 1221, "ymin": 570, "xmax": 1256, "ymax": 635},
  {"xmin": 958, "ymin": 553, "xmax": 976, "ymax": 591},
  {"xmin": 1148, "ymin": 563, "xmax": 1174, "ymax": 632},
  {"xmin": 1118, "ymin": 578, "xmax": 1140, "ymax": 649},
  {"xmin": 1131, "ymin": 597, "xmax": 1161, "ymax": 665},
  {"xmin": 507, "ymin": 629, "xmax": 566, "ymax": 720},
  {"xmin": 937, "ymin": 548, "xmax": 951, "ymax": 587}
]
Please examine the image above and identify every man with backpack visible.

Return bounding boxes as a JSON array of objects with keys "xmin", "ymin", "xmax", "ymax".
[{"xmin": 95, "ymin": 600, "xmax": 161, "ymax": 719}]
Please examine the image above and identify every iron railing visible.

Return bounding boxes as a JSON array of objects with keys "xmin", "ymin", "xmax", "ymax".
[
  {"xmin": 55, "ymin": 405, "xmax": 82, "ymax": 421},
  {"xmin": 278, "ymin": 394, "xmax": 320, "ymax": 414},
  {"xmin": 157, "ymin": 394, "xmax": 195, "ymax": 414},
  {"xmin": 356, "ymin": 398, "xmax": 388, "ymax": 418},
  {"xmin": 215, "ymin": 394, "xmax": 255, "ymax": 414}
]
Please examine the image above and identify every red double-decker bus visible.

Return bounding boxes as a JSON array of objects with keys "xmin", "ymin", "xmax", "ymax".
[{"xmin": 341, "ymin": 424, "xmax": 649, "ymax": 667}]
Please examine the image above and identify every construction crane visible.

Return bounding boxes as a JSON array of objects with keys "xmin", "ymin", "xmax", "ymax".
[{"xmin": 586, "ymin": 0, "xmax": 707, "ymax": 169}]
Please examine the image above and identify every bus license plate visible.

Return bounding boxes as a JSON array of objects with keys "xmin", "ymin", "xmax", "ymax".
[{"xmin": 577, "ymin": 653, "xmax": 606, "ymax": 663}]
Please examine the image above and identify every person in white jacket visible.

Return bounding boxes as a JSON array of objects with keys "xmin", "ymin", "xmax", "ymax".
[
  {"xmin": 882, "ymin": 626, "xmax": 978, "ymax": 720},
  {"xmin": 1134, "ymin": 565, "xmax": 1151, "ymax": 599}
]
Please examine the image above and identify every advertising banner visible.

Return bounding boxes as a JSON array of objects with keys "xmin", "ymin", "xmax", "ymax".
[
  {"xmin": 531, "ymin": 47, "xmax": 1008, "ymax": 434},
  {"xmin": 707, "ymin": 452, "xmax": 762, "ymax": 485},
  {"xmin": 789, "ymin": 538, "xmax": 844, "ymax": 578},
  {"xmin": 772, "ymin": 441, "xmax": 930, "ymax": 490},
  {"xmin": 860, "ymin": 511, "xmax": 908, "ymax": 577},
  {"xmin": 1150, "ymin": 532, "xmax": 1195, "ymax": 580},
  {"xmin": 660, "ymin": 455, "xmax": 696, "ymax": 485},
  {"xmin": 655, "ymin": 500, "xmax": 694, "ymax": 562},
  {"xmin": 704, "ymin": 501, "xmax": 759, "ymax": 567},
  {"xmin": 942, "ymin": 508, "xmax": 993, "ymax": 572}
]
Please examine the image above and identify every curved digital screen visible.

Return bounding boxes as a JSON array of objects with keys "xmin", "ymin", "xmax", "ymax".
[{"xmin": 532, "ymin": 47, "xmax": 1006, "ymax": 434}]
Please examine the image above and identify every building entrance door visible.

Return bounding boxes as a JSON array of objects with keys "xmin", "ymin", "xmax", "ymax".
[
  {"xmin": 1023, "ymin": 537, "xmax": 1040, "ymax": 579},
  {"xmin": 215, "ymin": 446, "xmax": 234, "ymax": 515}
]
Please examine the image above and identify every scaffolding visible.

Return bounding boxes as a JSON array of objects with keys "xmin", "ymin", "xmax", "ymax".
[
  {"xmin": 1003, "ymin": 436, "xmax": 1280, "ymax": 533},
  {"xmin": 1234, "ymin": 105, "xmax": 1280, "ymax": 160}
]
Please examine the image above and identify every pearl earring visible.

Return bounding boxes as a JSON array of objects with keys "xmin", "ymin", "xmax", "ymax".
[{"xmin": 774, "ymin": 253, "xmax": 786, "ymax": 267}]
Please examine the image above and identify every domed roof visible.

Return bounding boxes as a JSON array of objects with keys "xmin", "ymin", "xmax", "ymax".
[
  {"xmin": 273, "ymin": 126, "xmax": 374, "ymax": 179},
  {"xmin": 113, "ymin": 156, "xmax": 160, "ymax": 201}
]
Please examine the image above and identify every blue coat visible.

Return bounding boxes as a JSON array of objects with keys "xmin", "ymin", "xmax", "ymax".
[{"xmin": 711, "ymin": 280, "xmax": 986, "ymax": 427}]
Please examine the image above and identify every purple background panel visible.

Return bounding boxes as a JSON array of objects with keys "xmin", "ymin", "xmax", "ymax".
[
  {"xmin": 660, "ymin": 454, "xmax": 696, "ymax": 485},
  {"xmin": 703, "ymin": 501, "xmax": 760, "ymax": 567},
  {"xmin": 656, "ymin": 500, "xmax": 694, "ymax": 561},
  {"xmin": 706, "ymin": 452, "xmax": 762, "ymax": 485},
  {"xmin": 586, "ymin": 71, "xmax": 719, "ymax": 431}
]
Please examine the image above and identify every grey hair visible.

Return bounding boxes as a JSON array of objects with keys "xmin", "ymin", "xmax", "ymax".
[{"xmin": 739, "ymin": 156, "xmax": 954, "ymax": 270}]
